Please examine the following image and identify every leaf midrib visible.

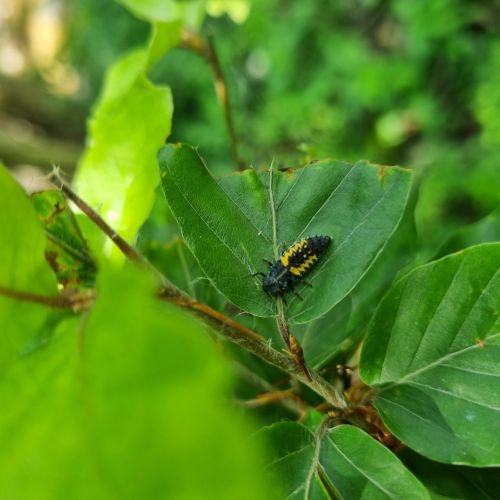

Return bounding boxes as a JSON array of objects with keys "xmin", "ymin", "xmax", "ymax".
[{"xmin": 325, "ymin": 435, "xmax": 400, "ymax": 500}]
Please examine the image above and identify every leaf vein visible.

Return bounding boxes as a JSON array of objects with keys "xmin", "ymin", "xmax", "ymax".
[
  {"xmin": 325, "ymin": 435, "xmax": 399, "ymax": 499},
  {"xmin": 408, "ymin": 381, "xmax": 500, "ymax": 412}
]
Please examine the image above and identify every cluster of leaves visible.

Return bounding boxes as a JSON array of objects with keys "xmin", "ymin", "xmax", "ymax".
[{"xmin": 2, "ymin": 0, "xmax": 500, "ymax": 498}]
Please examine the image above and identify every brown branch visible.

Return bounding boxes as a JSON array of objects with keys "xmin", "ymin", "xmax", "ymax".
[
  {"xmin": 231, "ymin": 361, "xmax": 305, "ymax": 416},
  {"xmin": 0, "ymin": 285, "xmax": 94, "ymax": 311},
  {"xmin": 48, "ymin": 169, "xmax": 144, "ymax": 265},
  {"xmin": 44, "ymin": 174, "xmax": 348, "ymax": 410},
  {"xmin": 276, "ymin": 298, "xmax": 313, "ymax": 382},
  {"xmin": 48, "ymin": 169, "xmax": 177, "ymax": 292},
  {"xmin": 181, "ymin": 31, "xmax": 244, "ymax": 171}
]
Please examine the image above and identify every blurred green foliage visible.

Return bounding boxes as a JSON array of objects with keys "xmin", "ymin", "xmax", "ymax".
[
  {"xmin": 66, "ymin": 0, "xmax": 500, "ymax": 255},
  {"xmin": 0, "ymin": 264, "xmax": 273, "ymax": 499},
  {"xmin": 1, "ymin": 2, "xmax": 500, "ymax": 495}
]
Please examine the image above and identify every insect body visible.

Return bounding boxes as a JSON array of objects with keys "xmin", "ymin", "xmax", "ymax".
[{"xmin": 258, "ymin": 235, "xmax": 331, "ymax": 299}]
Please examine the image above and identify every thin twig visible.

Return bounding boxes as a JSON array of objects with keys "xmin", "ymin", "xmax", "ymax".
[
  {"xmin": 276, "ymin": 302, "xmax": 313, "ymax": 382},
  {"xmin": 0, "ymin": 285, "xmax": 94, "ymax": 311},
  {"xmin": 231, "ymin": 360, "xmax": 304, "ymax": 416},
  {"xmin": 276, "ymin": 298, "xmax": 291, "ymax": 348},
  {"xmin": 48, "ymin": 169, "xmax": 144, "ymax": 265},
  {"xmin": 181, "ymin": 31, "xmax": 244, "ymax": 171},
  {"xmin": 288, "ymin": 334, "xmax": 313, "ymax": 382}
]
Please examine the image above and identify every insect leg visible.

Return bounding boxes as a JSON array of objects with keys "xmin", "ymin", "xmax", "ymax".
[
  {"xmin": 293, "ymin": 290, "xmax": 304, "ymax": 301},
  {"xmin": 250, "ymin": 271, "xmax": 266, "ymax": 277}
]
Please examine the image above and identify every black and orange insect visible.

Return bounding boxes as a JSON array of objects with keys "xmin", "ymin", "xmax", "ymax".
[{"xmin": 256, "ymin": 235, "xmax": 332, "ymax": 299}]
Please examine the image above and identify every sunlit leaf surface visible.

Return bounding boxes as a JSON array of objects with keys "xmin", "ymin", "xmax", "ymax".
[
  {"xmin": 0, "ymin": 166, "xmax": 57, "ymax": 375},
  {"xmin": 0, "ymin": 266, "xmax": 272, "ymax": 499}
]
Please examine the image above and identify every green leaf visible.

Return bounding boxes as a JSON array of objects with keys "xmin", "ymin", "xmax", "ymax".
[
  {"xmin": 158, "ymin": 144, "xmax": 411, "ymax": 323},
  {"xmin": 31, "ymin": 190, "xmax": 97, "ymax": 288},
  {"xmin": 0, "ymin": 266, "xmax": 273, "ymax": 499},
  {"xmin": 361, "ymin": 243, "xmax": 500, "ymax": 466},
  {"xmin": 0, "ymin": 165, "xmax": 57, "ymax": 374},
  {"xmin": 259, "ymin": 421, "xmax": 428, "ymax": 499},
  {"xmin": 74, "ymin": 47, "xmax": 173, "ymax": 260},
  {"xmin": 206, "ymin": 0, "xmax": 251, "ymax": 23},
  {"xmin": 345, "ymin": 176, "xmax": 420, "ymax": 340},
  {"xmin": 401, "ymin": 450, "xmax": 500, "ymax": 500},
  {"xmin": 117, "ymin": 0, "xmax": 205, "ymax": 25},
  {"xmin": 146, "ymin": 21, "xmax": 182, "ymax": 68}
]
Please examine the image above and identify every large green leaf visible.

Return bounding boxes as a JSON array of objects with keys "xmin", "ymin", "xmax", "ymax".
[
  {"xmin": 258, "ymin": 421, "xmax": 428, "ymax": 499},
  {"xmin": 74, "ymin": 16, "xmax": 178, "ymax": 260},
  {"xmin": 361, "ymin": 243, "xmax": 500, "ymax": 466},
  {"xmin": 31, "ymin": 190, "xmax": 97, "ymax": 288},
  {"xmin": 117, "ymin": 0, "xmax": 204, "ymax": 24},
  {"xmin": 158, "ymin": 144, "xmax": 411, "ymax": 323},
  {"xmin": 0, "ymin": 166, "xmax": 57, "ymax": 374},
  {"xmin": 0, "ymin": 266, "xmax": 273, "ymax": 499},
  {"xmin": 75, "ymin": 50, "xmax": 172, "ymax": 257}
]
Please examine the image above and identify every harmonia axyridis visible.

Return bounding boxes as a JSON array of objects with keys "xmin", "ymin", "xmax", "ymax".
[{"xmin": 256, "ymin": 235, "xmax": 331, "ymax": 299}]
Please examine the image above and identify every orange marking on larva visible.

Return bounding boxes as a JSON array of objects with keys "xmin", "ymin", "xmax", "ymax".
[
  {"xmin": 280, "ymin": 239, "xmax": 307, "ymax": 267},
  {"xmin": 290, "ymin": 254, "xmax": 318, "ymax": 276}
]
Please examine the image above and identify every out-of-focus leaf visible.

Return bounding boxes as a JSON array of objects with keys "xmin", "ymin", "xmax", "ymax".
[
  {"xmin": 401, "ymin": 450, "xmax": 500, "ymax": 500},
  {"xmin": 206, "ymin": 0, "xmax": 251, "ymax": 23},
  {"xmin": 142, "ymin": 237, "xmax": 224, "ymax": 308},
  {"xmin": 0, "ymin": 266, "xmax": 273, "ymax": 499},
  {"xmin": 436, "ymin": 206, "xmax": 500, "ymax": 258},
  {"xmin": 136, "ymin": 185, "xmax": 181, "ymax": 246},
  {"xmin": 258, "ymin": 421, "xmax": 428, "ymax": 499},
  {"xmin": 117, "ymin": 0, "xmax": 205, "ymax": 25},
  {"xmin": 0, "ymin": 165, "xmax": 57, "ymax": 374},
  {"xmin": 475, "ymin": 42, "xmax": 500, "ymax": 148},
  {"xmin": 75, "ymin": 6, "xmax": 181, "ymax": 260},
  {"xmin": 414, "ymin": 143, "xmax": 500, "ymax": 259},
  {"xmin": 361, "ymin": 243, "xmax": 500, "ymax": 466},
  {"xmin": 31, "ymin": 190, "xmax": 97, "ymax": 288},
  {"xmin": 146, "ymin": 21, "xmax": 182, "ymax": 68},
  {"xmin": 159, "ymin": 144, "xmax": 411, "ymax": 323},
  {"xmin": 75, "ymin": 49, "xmax": 172, "ymax": 260}
]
